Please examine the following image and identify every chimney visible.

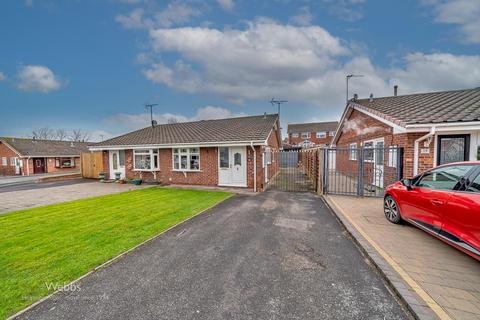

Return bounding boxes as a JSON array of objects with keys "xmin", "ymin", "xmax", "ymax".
[
  {"xmin": 263, "ymin": 112, "xmax": 267, "ymax": 119},
  {"xmin": 369, "ymin": 93, "xmax": 374, "ymax": 102},
  {"xmin": 151, "ymin": 120, "xmax": 158, "ymax": 127},
  {"xmin": 394, "ymin": 85, "xmax": 398, "ymax": 96},
  {"xmin": 353, "ymin": 93, "xmax": 358, "ymax": 101},
  {"xmin": 70, "ymin": 142, "xmax": 74, "ymax": 147}
]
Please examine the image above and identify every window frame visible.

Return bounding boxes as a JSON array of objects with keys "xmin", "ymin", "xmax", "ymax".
[
  {"xmin": 436, "ymin": 134, "xmax": 470, "ymax": 166},
  {"xmin": 316, "ymin": 131, "xmax": 327, "ymax": 139},
  {"xmin": 301, "ymin": 132, "xmax": 311, "ymax": 139},
  {"xmin": 172, "ymin": 147, "xmax": 200, "ymax": 172},
  {"xmin": 1, "ymin": 157, "xmax": 6, "ymax": 166},
  {"xmin": 291, "ymin": 133, "xmax": 299, "ymax": 138},
  {"xmin": 349, "ymin": 143, "xmax": 357, "ymax": 160},
  {"xmin": 10, "ymin": 157, "xmax": 16, "ymax": 166},
  {"xmin": 55, "ymin": 157, "xmax": 75, "ymax": 168},
  {"xmin": 133, "ymin": 149, "xmax": 159, "ymax": 171},
  {"xmin": 329, "ymin": 131, "xmax": 336, "ymax": 137}
]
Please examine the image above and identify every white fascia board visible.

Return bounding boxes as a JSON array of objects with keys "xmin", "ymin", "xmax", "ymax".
[
  {"xmin": 406, "ymin": 121, "xmax": 480, "ymax": 132},
  {"xmin": 88, "ymin": 140, "xmax": 266, "ymax": 151}
]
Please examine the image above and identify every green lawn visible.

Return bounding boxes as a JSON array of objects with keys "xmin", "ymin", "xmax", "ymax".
[{"xmin": 0, "ymin": 187, "xmax": 232, "ymax": 319}]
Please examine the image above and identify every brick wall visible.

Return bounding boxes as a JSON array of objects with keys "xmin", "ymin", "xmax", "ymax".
[
  {"xmin": 0, "ymin": 141, "xmax": 19, "ymax": 175},
  {"xmin": 336, "ymin": 109, "xmax": 432, "ymax": 178},
  {"xmin": 288, "ymin": 132, "xmax": 334, "ymax": 146}
]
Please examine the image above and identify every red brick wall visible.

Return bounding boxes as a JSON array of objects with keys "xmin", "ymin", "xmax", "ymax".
[
  {"xmin": 0, "ymin": 142, "xmax": 19, "ymax": 175},
  {"xmin": 288, "ymin": 132, "xmax": 334, "ymax": 146},
  {"xmin": 336, "ymin": 109, "xmax": 432, "ymax": 179},
  {"xmin": 45, "ymin": 157, "xmax": 81, "ymax": 174}
]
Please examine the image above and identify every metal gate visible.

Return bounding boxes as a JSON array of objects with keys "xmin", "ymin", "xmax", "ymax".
[
  {"xmin": 323, "ymin": 146, "xmax": 403, "ymax": 197},
  {"xmin": 264, "ymin": 149, "xmax": 319, "ymax": 192}
]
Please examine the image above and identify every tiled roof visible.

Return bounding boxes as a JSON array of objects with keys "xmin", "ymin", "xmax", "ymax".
[
  {"xmin": 93, "ymin": 114, "xmax": 279, "ymax": 147},
  {"xmin": 354, "ymin": 87, "xmax": 480, "ymax": 126},
  {"xmin": 0, "ymin": 137, "xmax": 89, "ymax": 157},
  {"xmin": 287, "ymin": 121, "xmax": 339, "ymax": 133}
]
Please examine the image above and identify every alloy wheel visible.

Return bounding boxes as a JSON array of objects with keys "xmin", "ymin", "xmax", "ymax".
[{"xmin": 384, "ymin": 196, "xmax": 399, "ymax": 222}]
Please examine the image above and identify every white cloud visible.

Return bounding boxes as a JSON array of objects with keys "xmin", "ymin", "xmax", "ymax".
[
  {"xmin": 425, "ymin": 0, "xmax": 480, "ymax": 43},
  {"xmin": 217, "ymin": 0, "xmax": 235, "ymax": 11},
  {"xmin": 322, "ymin": 0, "xmax": 366, "ymax": 22},
  {"xmin": 116, "ymin": 1, "xmax": 201, "ymax": 30},
  {"xmin": 24, "ymin": 0, "xmax": 33, "ymax": 7},
  {"xmin": 129, "ymin": 19, "xmax": 480, "ymax": 109},
  {"xmin": 105, "ymin": 106, "xmax": 246, "ymax": 131},
  {"xmin": 289, "ymin": 6, "xmax": 313, "ymax": 26},
  {"xmin": 0, "ymin": 72, "xmax": 6, "ymax": 81},
  {"xmin": 17, "ymin": 65, "xmax": 64, "ymax": 93}
]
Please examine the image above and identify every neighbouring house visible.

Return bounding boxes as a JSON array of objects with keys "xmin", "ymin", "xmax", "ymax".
[
  {"xmin": 287, "ymin": 121, "xmax": 338, "ymax": 148},
  {"xmin": 332, "ymin": 87, "xmax": 480, "ymax": 179},
  {"xmin": 0, "ymin": 137, "xmax": 88, "ymax": 176},
  {"xmin": 88, "ymin": 114, "xmax": 281, "ymax": 191}
]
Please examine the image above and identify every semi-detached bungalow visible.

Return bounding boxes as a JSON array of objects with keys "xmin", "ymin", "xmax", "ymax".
[
  {"xmin": 88, "ymin": 114, "xmax": 281, "ymax": 191},
  {"xmin": 332, "ymin": 87, "xmax": 480, "ymax": 179},
  {"xmin": 0, "ymin": 137, "xmax": 88, "ymax": 176}
]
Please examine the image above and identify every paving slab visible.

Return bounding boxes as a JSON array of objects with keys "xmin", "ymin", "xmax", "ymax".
[{"xmin": 324, "ymin": 195, "xmax": 480, "ymax": 320}]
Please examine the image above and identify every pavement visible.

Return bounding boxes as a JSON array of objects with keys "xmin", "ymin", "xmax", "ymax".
[
  {"xmin": 16, "ymin": 190, "xmax": 410, "ymax": 320},
  {"xmin": 0, "ymin": 180, "xmax": 146, "ymax": 213},
  {"xmin": 325, "ymin": 195, "xmax": 480, "ymax": 320},
  {"xmin": 0, "ymin": 171, "xmax": 80, "ymax": 187}
]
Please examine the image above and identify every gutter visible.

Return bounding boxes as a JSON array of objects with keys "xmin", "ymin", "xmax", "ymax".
[
  {"xmin": 88, "ymin": 140, "xmax": 267, "ymax": 151},
  {"xmin": 250, "ymin": 142, "xmax": 257, "ymax": 192},
  {"xmin": 413, "ymin": 127, "xmax": 435, "ymax": 176}
]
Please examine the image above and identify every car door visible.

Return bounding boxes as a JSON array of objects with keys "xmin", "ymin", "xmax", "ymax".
[
  {"xmin": 440, "ymin": 168, "xmax": 480, "ymax": 257},
  {"xmin": 401, "ymin": 164, "xmax": 476, "ymax": 233}
]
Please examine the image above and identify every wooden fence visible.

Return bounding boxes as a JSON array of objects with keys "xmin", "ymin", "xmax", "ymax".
[{"xmin": 80, "ymin": 151, "xmax": 104, "ymax": 178}]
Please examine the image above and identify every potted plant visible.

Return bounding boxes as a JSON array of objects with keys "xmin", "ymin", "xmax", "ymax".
[
  {"xmin": 98, "ymin": 172, "xmax": 106, "ymax": 181},
  {"xmin": 132, "ymin": 179, "xmax": 142, "ymax": 185},
  {"xmin": 114, "ymin": 172, "xmax": 121, "ymax": 180}
]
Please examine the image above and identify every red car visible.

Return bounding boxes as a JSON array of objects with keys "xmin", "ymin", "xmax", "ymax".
[{"xmin": 384, "ymin": 161, "xmax": 480, "ymax": 261}]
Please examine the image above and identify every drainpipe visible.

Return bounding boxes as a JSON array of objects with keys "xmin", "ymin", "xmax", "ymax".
[
  {"xmin": 413, "ymin": 127, "xmax": 435, "ymax": 176},
  {"xmin": 250, "ymin": 142, "xmax": 257, "ymax": 192}
]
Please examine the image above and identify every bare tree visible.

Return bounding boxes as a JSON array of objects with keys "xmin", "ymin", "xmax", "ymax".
[
  {"xmin": 32, "ymin": 127, "xmax": 55, "ymax": 140},
  {"xmin": 55, "ymin": 128, "xmax": 68, "ymax": 141},
  {"xmin": 167, "ymin": 117, "xmax": 178, "ymax": 124},
  {"xmin": 70, "ymin": 129, "xmax": 90, "ymax": 142}
]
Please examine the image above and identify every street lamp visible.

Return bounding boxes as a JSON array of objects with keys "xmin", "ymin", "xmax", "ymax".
[{"xmin": 346, "ymin": 74, "xmax": 364, "ymax": 103}]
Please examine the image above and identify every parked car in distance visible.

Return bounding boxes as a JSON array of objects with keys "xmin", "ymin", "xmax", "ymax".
[{"xmin": 384, "ymin": 161, "xmax": 480, "ymax": 261}]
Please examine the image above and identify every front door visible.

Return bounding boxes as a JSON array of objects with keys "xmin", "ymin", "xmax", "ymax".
[
  {"xmin": 109, "ymin": 150, "xmax": 125, "ymax": 180},
  {"xmin": 373, "ymin": 139, "xmax": 384, "ymax": 188},
  {"xmin": 14, "ymin": 158, "xmax": 20, "ymax": 175},
  {"xmin": 218, "ymin": 147, "xmax": 247, "ymax": 187},
  {"xmin": 33, "ymin": 158, "xmax": 46, "ymax": 174}
]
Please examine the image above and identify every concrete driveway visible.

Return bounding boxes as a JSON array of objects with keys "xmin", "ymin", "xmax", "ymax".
[
  {"xmin": 0, "ymin": 180, "xmax": 145, "ymax": 213},
  {"xmin": 18, "ymin": 190, "xmax": 409, "ymax": 320}
]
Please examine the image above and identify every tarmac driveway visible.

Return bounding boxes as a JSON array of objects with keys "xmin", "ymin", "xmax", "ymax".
[{"xmin": 18, "ymin": 190, "xmax": 409, "ymax": 320}]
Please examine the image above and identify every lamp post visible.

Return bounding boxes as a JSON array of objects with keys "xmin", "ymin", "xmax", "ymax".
[{"xmin": 346, "ymin": 74, "xmax": 364, "ymax": 103}]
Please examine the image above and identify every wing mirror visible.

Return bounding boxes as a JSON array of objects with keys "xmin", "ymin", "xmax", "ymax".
[{"xmin": 402, "ymin": 178, "xmax": 413, "ymax": 190}]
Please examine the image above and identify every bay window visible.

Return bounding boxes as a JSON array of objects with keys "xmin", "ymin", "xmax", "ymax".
[
  {"xmin": 173, "ymin": 148, "xmax": 200, "ymax": 171},
  {"xmin": 134, "ymin": 149, "xmax": 159, "ymax": 171}
]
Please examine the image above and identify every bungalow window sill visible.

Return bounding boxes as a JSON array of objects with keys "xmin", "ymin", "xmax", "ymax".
[
  {"xmin": 172, "ymin": 169, "xmax": 201, "ymax": 172},
  {"xmin": 133, "ymin": 169, "xmax": 160, "ymax": 172}
]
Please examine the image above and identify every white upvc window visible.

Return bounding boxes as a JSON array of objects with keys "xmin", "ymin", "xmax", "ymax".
[
  {"xmin": 134, "ymin": 149, "xmax": 159, "ymax": 171},
  {"xmin": 329, "ymin": 131, "xmax": 336, "ymax": 136},
  {"xmin": 10, "ymin": 157, "xmax": 16, "ymax": 166},
  {"xmin": 301, "ymin": 132, "xmax": 311, "ymax": 139},
  {"xmin": 349, "ymin": 143, "xmax": 357, "ymax": 160},
  {"xmin": 173, "ymin": 148, "xmax": 200, "ymax": 171},
  {"xmin": 316, "ymin": 131, "xmax": 327, "ymax": 139},
  {"xmin": 291, "ymin": 133, "xmax": 299, "ymax": 138},
  {"xmin": 1, "ymin": 157, "xmax": 6, "ymax": 166},
  {"xmin": 388, "ymin": 146, "xmax": 398, "ymax": 168}
]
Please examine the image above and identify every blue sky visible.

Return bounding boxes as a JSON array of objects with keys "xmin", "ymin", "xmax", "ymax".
[{"xmin": 1, "ymin": 0, "xmax": 479, "ymax": 141}]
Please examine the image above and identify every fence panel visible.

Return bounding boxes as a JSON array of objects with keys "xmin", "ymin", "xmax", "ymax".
[{"xmin": 323, "ymin": 146, "xmax": 403, "ymax": 197}]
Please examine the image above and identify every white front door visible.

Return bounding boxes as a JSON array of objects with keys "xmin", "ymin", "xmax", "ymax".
[
  {"xmin": 14, "ymin": 158, "xmax": 21, "ymax": 175},
  {"xmin": 373, "ymin": 139, "xmax": 384, "ymax": 188},
  {"xmin": 218, "ymin": 147, "xmax": 247, "ymax": 187},
  {"xmin": 109, "ymin": 150, "xmax": 125, "ymax": 180}
]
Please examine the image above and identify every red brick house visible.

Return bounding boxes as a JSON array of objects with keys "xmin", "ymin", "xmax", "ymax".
[
  {"xmin": 88, "ymin": 114, "xmax": 281, "ymax": 192},
  {"xmin": 287, "ymin": 121, "xmax": 338, "ymax": 147},
  {"xmin": 332, "ymin": 87, "xmax": 480, "ymax": 179},
  {"xmin": 0, "ymin": 137, "xmax": 88, "ymax": 176}
]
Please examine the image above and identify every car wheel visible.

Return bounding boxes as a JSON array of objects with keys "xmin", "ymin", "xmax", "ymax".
[{"xmin": 384, "ymin": 195, "xmax": 402, "ymax": 224}]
